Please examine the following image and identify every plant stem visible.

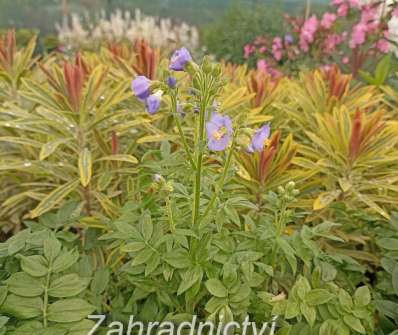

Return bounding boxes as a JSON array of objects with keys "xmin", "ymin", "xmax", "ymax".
[
  {"xmin": 165, "ymin": 195, "xmax": 175, "ymax": 232},
  {"xmin": 43, "ymin": 268, "xmax": 51, "ymax": 328},
  {"xmin": 270, "ymin": 203, "xmax": 287, "ymax": 269},
  {"xmin": 200, "ymin": 133, "xmax": 236, "ymax": 224},
  {"xmin": 171, "ymin": 92, "xmax": 196, "ymax": 170},
  {"xmin": 192, "ymin": 92, "xmax": 208, "ymax": 227}
]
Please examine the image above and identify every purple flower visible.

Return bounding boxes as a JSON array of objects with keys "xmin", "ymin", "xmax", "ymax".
[
  {"xmin": 169, "ymin": 47, "xmax": 192, "ymax": 71},
  {"xmin": 247, "ymin": 124, "xmax": 271, "ymax": 153},
  {"xmin": 206, "ymin": 113, "xmax": 233, "ymax": 151},
  {"xmin": 145, "ymin": 91, "xmax": 163, "ymax": 115},
  {"xmin": 131, "ymin": 75, "xmax": 151, "ymax": 101},
  {"xmin": 167, "ymin": 76, "xmax": 177, "ymax": 88},
  {"xmin": 284, "ymin": 34, "xmax": 294, "ymax": 44}
]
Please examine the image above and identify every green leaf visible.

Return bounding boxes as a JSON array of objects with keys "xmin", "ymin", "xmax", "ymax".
[
  {"xmin": 47, "ymin": 299, "xmax": 95, "ymax": 323},
  {"xmin": 30, "ymin": 180, "xmax": 79, "ymax": 218},
  {"xmin": 205, "ymin": 279, "xmax": 228, "ymax": 298},
  {"xmin": 354, "ymin": 286, "xmax": 371, "ymax": 307},
  {"xmin": 300, "ymin": 303, "xmax": 316, "ymax": 326},
  {"xmin": 305, "ymin": 289, "xmax": 334, "ymax": 306},
  {"xmin": 285, "ymin": 301, "xmax": 300, "ymax": 319},
  {"xmin": 140, "ymin": 213, "xmax": 153, "ymax": 241},
  {"xmin": 1, "ymin": 294, "xmax": 42, "ymax": 319},
  {"xmin": 19, "ymin": 255, "xmax": 48, "ymax": 277},
  {"xmin": 376, "ymin": 238, "xmax": 398, "ymax": 251},
  {"xmin": 42, "ymin": 327, "xmax": 68, "ymax": 335},
  {"xmin": 0, "ymin": 316, "xmax": 8, "ymax": 328},
  {"xmin": 7, "ymin": 321, "xmax": 43, "ymax": 335},
  {"xmin": 374, "ymin": 53, "xmax": 392, "ymax": 85},
  {"xmin": 96, "ymin": 154, "xmax": 138, "ymax": 164},
  {"xmin": 392, "ymin": 265, "xmax": 398, "ymax": 296},
  {"xmin": 343, "ymin": 315, "xmax": 365, "ymax": 334},
  {"xmin": 68, "ymin": 320, "xmax": 97, "ymax": 335},
  {"xmin": 91, "ymin": 268, "xmax": 110, "ymax": 295},
  {"xmin": 121, "ymin": 242, "xmax": 146, "ymax": 253},
  {"xmin": 230, "ymin": 284, "xmax": 250, "ymax": 302},
  {"xmin": 277, "ymin": 238, "xmax": 297, "ymax": 273},
  {"xmin": 295, "ymin": 276, "xmax": 311, "ymax": 300},
  {"xmin": 39, "ymin": 139, "xmax": 69, "ymax": 160},
  {"xmin": 48, "ymin": 274, "xmax": 90, "ymax": 298},
  {"xmin": 5, "ymin": 272, "xmax": 43, "ymax": 297},
  {"xmin": 177, "ymin": 267, "xmax": 202, "ymax": 296},
  {"xmin": 44, "ymin": 237, "xmax": 61, "ymax": 263},
  {"xmin": 52, "ymin": 248, "xmax": 79, "ymax": 273},
  {"xmin": 338, "ymin": 289, "xmax": 353, "ymax": 312},
  {"xmin": 163, "ymin": 250, "xmax": 191, "ymax": 269},
  {"xmin": 0, "ymin": 286, "xmax": 7, "ymax": 306},
  {"xmin": 132, "ymin": 249, "xmax": 154, "ymax": 266},
  {"xmin": 7, "ymin": 229, "xmax": 30, "ymax": 255},
  {"xmin": 375, "ymin": 299, "xmax": 398, "ymax": 319},
  {"xmin": 145, "ymin": 253, "xmax": 160, "ymax": 276},
  {"xmin": 78, "ymin": 148, "xmax": 92, "ymax": 187},
  {"xmin": 320, "ymin": 320, "xmax": 350, "ymax": 335}
]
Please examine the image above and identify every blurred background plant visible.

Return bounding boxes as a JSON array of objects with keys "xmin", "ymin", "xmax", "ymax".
[
  {"xmin": 243, "ymin": 0, "xmax": 398, "ymax": 76},
  {"xmin": 56, "ymin": 9, "xmax": 199, "ymax": 53}
]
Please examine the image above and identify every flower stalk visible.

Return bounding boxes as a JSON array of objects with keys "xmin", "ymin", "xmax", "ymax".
[
  {"xmin": 170, "ymin": 91, "xmax": 196, "ymax": 170},
  {"xmin": 192, "ymin": 87, "xmax": 209, "ymax": 227}
]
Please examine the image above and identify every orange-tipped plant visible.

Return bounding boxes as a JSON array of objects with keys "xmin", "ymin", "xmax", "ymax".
[
  {"xmin": 248, "ymin": 69, "xmax": 281, "ymax": 108},
  {"xmin": 107, "ymin": 39, "xmax": 158, "ymax": 79},
  {"xmin": 237, "ymin": 131, "xmax": 298, "ymax": 201},
  {"xmin": 0, "ymin": 30, "xmax": 36, "ymax": 98},
  {"xmin": 304, "ymin": 107, "xmax": 398, "ymax": 218}
]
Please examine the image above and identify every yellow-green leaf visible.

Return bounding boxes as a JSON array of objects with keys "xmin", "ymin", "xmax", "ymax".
[
  {"xmin": 137, "ymin": 134, "xmax": 177, "ymax": 144},
  {"xmin": 39, "ymin": 139, "xmax": 69, "ymax": 161},
  {"xmin": 78, "ymin": 148, "xmax": 92, "ymax": 187},
  {"xmin": 30, "ymin": 180, "xmax": 79, "ymax": 218},
  {"xmin": 313, "ymin": 191, "xmax": 341, "ymax": 211},
  {"xmin": 97, "ymin": 154, "xmax": 138, "ymax": 164}
]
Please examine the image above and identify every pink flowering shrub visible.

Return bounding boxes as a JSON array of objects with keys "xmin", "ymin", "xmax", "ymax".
[{"xmin": 243, "ymin": 0, "xmax": 398, "ymax": 77}]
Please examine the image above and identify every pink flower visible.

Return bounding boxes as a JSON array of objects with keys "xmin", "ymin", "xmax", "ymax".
[
  {"xmin": 324, "ymin": 34, "xmax": 343, "ymax": 53},
  {"xmin": 342, "ymin": 56, "xmax": 350, "ymax": 64},
  {"xmin": 393, "ymin": 6, "xmax": 398, "ymax": 17},
  {"xmin": 337, "ymin": 3, "xmax": 349, "ymax": 17},
  {"xmin": 272, "ymin": 37, "xmax": 283, "ymax": 61},
  {"xmin": 376, "ymin": 39, "xmax": 390, "ymax": 53},
  {"xmin": 320, "ymin": 64, "xmax": 333, "ymax": 72},
  {"xmin": 321, "ymin": 12, "xmax": 337, "ymax": 29},
  {"xmin": 244, "ymin": 44, "xmax": 255, "ymax": 59},
  {"xmin": 257, "ymin": 59, "xmax": 268, "ymax": 73},
  {"xmin": 299, "ymin": 15, "xmax": 319, "ymax": 52},
  {"xmin": 360, "ymin": 5, "xmax": 377, "ymax": 28},
  {"xmin": 348, "ymin": 0, "xmax": 360, "ymax": 9},
  {"xmin": 259, "ymin": 46, "xmax": 267, "ymax": 53},
  {"xmin": 350, "ymin": 23, "xmax": 367, "ymax": 48}
]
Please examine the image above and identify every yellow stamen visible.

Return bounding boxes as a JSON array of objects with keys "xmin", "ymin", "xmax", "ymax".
[
  {"xmin": 264, "ymin": 138, "xmax": 271, "ymax": 147},
  {"xmin": 212, "ymin": 127, "xmax": 226, "ymax": 140}
]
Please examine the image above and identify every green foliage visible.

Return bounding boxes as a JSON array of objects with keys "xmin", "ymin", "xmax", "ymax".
[
  {"xmin": 0, "ymin": 218, "xmax": 96, "ymax": 334},
  {"xmin": 0, "ymin": 31, "xmax": 398, "ymax": 334},
  {"xmin": 201, "ymin": 3, "xmax": 284, "ymax": 64}
]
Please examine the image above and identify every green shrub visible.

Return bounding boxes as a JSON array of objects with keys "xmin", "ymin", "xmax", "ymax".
[{"xmin": 201, "ymin": 3, "xmax": 284, "ymax": 64}]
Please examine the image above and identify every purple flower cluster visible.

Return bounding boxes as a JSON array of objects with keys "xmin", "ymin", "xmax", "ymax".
[
  {"xmin": 132, "ymin": 48, "xmax": 273, "ymax": 154},
  {"xmin": 131, "ymin": 47, "xmax": 193, "ymax": 114},
  {"xmin": 131, "ymin": 76, "xmax": 163, "ymax": 114}
]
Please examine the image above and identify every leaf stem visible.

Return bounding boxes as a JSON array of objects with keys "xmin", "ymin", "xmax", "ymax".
[
  {"xmin": 43, "ymin": 267, "xmax": 51, "ymax": 328},
  {"xmin": 192, "ymin": 92, "xmax": 208, "ymax": 227},
  {"xmin": 170, "ymin": 92, "xmax": 196, "ymax": 170}
]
